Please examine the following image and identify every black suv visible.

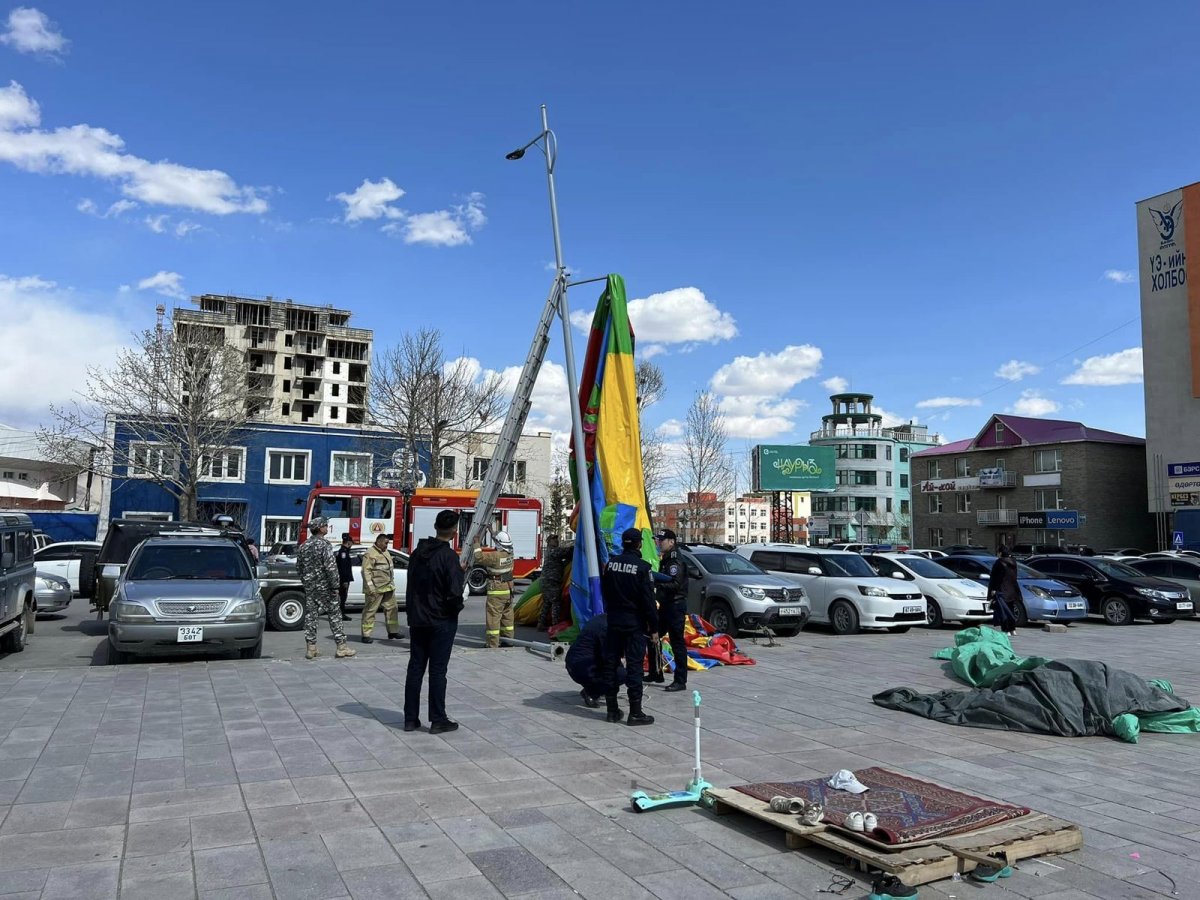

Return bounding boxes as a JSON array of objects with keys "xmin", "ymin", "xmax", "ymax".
[{"xmin": 1025, "ymin": 555, "xmax": 1195, "ymax": 625}]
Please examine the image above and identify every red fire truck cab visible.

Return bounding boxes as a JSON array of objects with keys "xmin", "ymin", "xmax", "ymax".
[{"xmin": 298, "ymin": 485, "xmax": 543, "ymax": 594}]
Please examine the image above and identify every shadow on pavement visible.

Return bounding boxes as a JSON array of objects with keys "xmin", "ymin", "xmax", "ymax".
[
  {"xmin": 63, "ymin": 618, "xmax": 108, "ymax": 637},
  {"xmin": 336, "ymin": 701, "xmax": 406, "ymax": 727},
  {"xmin": 521, "ymin": 689, "xmax": 603, "ymax": 720}
]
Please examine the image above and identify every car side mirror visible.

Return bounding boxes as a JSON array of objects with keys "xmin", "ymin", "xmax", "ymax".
[
  {"xmin": 0, "ymin": 551, "xmax": 12, "ymax": 569},
  {"xmin": 891, "ymin": 572, "xmax": 907, "ymax": 580},
  {"xmin": 807, "ymin": 566, "xmax": 822, "ymax": 576},
  {"xmin": 256, "ymin": 564, "xmax": 267, "ymax": 579},
  {"xmin": 980, "ymin": 574, "xmax": 990, "ymax": 580},
  {"xmin": 686, "ymin": 566, "xmax": 701, "ymax": 579},
  {"xmin": 102, "ymin": 564, "xmax": 120, "ymax": 579}
]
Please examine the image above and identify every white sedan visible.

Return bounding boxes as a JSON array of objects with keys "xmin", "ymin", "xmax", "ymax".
[
  {"xmin": 34, "ymin": 541, "xmax": 101, "ymax": 597},
  {"xmin": 341, "ymin": 545, "xmax": 469, "ymax": 610},
  {"xmin": 863, "ymin": 552, "xmax": 992, "ymax": 628}
]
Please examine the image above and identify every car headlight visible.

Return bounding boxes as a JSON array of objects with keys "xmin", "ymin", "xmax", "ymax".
[
  {"xmin": 859, "ymin": 585, "xmax": 888, "ymax": 597},
  {"xmin": 111, "ymin": 600, "xmax": 155, "ymax": 622},
  {"xmin": 1136, "ymin": 588, "xmax": 1167, "ymax": 601},
  {"xmin": 226, "ymin": 597, "xmax": 266, "ymax": 621},
  {"xmin": 739, "ymin": 586, "xmax": 766, "ymax": 600},
  {"xmin": 939, "ymin": 583, "xmax": 966, "ymax": 599},
  {"xmin": 1027, "ymin": 586, "xmax": 1050, "ymax": 599}
]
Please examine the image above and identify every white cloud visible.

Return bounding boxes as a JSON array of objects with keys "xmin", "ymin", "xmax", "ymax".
[
  {"xmin": 656, "ymin": 418, "xmax": 684, "ymax": 438},
  {"xmin": 333, "ymin": 177, "xmax": 405, "ymax": 223},
  {"xmin": 718, "ymin": 396, "xmax": 807, "ymax": 440},
  {"xmin": 1062, "ymin": 347, "xmax": 1143, "ymax": 386},
  {"xmin": 915, "ymin": 396, "xmax": 981, "ymax": 409},
  {"xmin": 144, "ymin": 214, "xmax": 167, "ymax": 233},
  {"xmin": 174, "ymin": 220, "xmax": 200, "ymax": 238},
  {"xmin": 710, "ymin": 344, "xmax": 822, "ymax": 398},
  {"xmin": 572, "ymin": 287, "xmax": 738, "ymax": 346},
  {"xmin": 994, "ymin": 359, "xmax": 1041, "ymax": 382},
  {"xmin": 1103, "ymin": 269, "xmax": 1134, "ymax": 284},
  {"xmin": 390, "ymin": 193, "xmax": 487, "ymax": 247},
  {"xmin": 0, "ymin": 274, "xmax": 128, "ymax": 427},
  {"xmin": 640, "ymin": 343, "xmax": 666, "ymax": 360},
  {"xmin": 78, "ymin": 197, "xmax": 136, "ymax": 218},
  {"xmin": 0, "ymin": 7, "xmax": 67, "ymax": 57},
  {"xmin": 821, "ymin": 376, "xmax": 848, "ymax": 393},
  {"xmin": 136, "ymin": 270, "xmax": 185, "ymax": 300},
  {"xmin": 1008, "ymin": 389, "xmax": 1061, "ymax": 417},
  {"xmin": 0, "ymin": 81, "xmax": 267, "ymax": 214},
  {"xmin": 874, "ymin": 406, "xmax": 914, "ymax": 429}
]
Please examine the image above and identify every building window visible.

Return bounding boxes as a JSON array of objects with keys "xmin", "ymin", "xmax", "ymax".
[
  {"xmin": 1034, "ymin": 448, "xmax": 1063, "ymax": 473},
  {"xmin": 900, "ymin": 474, "xmax": 909, "ymax": 488},
  {"xmin": 900, "ymin": 499, "xmax": 910, "ymax": 515},
  {"xmin": 995, "ymin": 421, "xmax": 1005, "ymax": 442},
  {"xmin": 331, "ymin": 384, "xmax": 340, "ymax": 397},
  {"xmin": 333, "ymin": 361, "xmax": 341, "ymax": 375},
  {"xmin": 955, "ymin": 458, "xmax": 971, "ymax": 477},
  {"xmin": 899, "ymin": 448, "xmax": 909, "ymax": 462},
  {"xmin": 886, "ymin": 471, "xmax": 893, "ymax": 487},
  {"xmin": 472, "ymin": 457, "xmax": 490, "ymax": 481},
  {"xmin": 1, "ymin": 471, "xmax": 12, "ymax": 479},
  {"xmin": 17, "ymin": 473, "xmax": 27, "ymax": 481},
  {"xmin": 1034, "ymin": 488, "xmax": 1063, "ymax": 510},
  {"xmin": 263, "ymin": 517, "xmax": 301, "ymax": 545},
  {"xmin": 837, "ymin": 444, "xmax": 877, "ymax": 460},
  {"xmin": 1034, "ymin": 529, "xmax": 1065, "ymax": 546},
  {"xmin": 507, "ymin": 460, "xmax": 527, "ymax": 483},
  {"xmin": 928, "ymin": 494, "xmax": 943, "ymax": 514},
  {"xmin": 128, "ymin": 442, "xmax": 176, "ymax": 479},
  {"xmin": 837, "ymin": 470, "xmax": 878, "ymax": 486},
  {"xmin": 283, "ymin": 356, "xmax": 292, "ymax": 370},
  {"xmin": 885, "ymin": 497, "xmax": 893, "ymax": 513},
  {"xmin": 198, "ymin": 448, "xmax": 245, "ymax": 483},
  {"xmin": 956, "ymin": 528, "xmax": 972, "ymax": 545},
  {"xmin": 284, "ymin": 334, "xmax": 294, "ymax": 347},
  {"xmin": 853, "ymin": 497, "xmax": 876, "ymax": 512},
  {"xmin": 266, "ymin": 449, "xmax": 310, "ymax": 484},
  {"xmin": 928, "ymin": 460, "xmax": 941, "ymax": 479},
  {"xmin": 283, "ymin": 379, "xmax": 291, "ymax": 393},
  {"xmin": 331, "ymin": 452, "xmax": 372, "ymax": 486},
  {"xmin": 956, "ymin": 492, "xmax": 972, "ymax": 513},
  {"xmin": 282, "ymin": 402, "xmax": 290, "ymax": 416},
  {"xmin": 929, "ymin": 528, "xmax": 944, "ymax": 548},
  {"xmin": 330, "ymin": 407, "xmax": 339, "ymax": 420},
  {"xmin": 439, "ymin": 456, "xmax": 456, "ymax": 482},
  {"xmin": 886, "ymin": 445, "xmax": 893, "ymax": 461}
]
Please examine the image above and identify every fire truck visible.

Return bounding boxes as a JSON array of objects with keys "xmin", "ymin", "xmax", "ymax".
[{"xmin": 298, "ymin": 484, "xmax": 543, "ymax": 594}]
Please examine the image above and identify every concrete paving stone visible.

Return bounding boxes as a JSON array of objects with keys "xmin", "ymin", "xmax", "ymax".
[
  {"xmin": 133, "ymin": 757, "xmax": 186, "ymax": 781},
  {"xmin": 337, "ymin": 862, "xmax": 427, "ymax": 899},
  {"xmin": 0, "ymin": 782, "xmax": 21, "ymax": 804},
  {"xmin": 293, "ymin": 775, "xmax": 354, "ymax": 802},
  {"xmin": 241, "ymin": 777, "xmax": 303, "ymax": 808},
  {"xmin": 194, "ymin": 843, "xmax": 270, "ymax": 890},
  {"xmin": 83, "ymin": 750, "xmax": 137, "ymax": 775},
  {"xmin": 438, "ymin": 814, "xmax": 518, "ymax": 853},
  {"xmin": 184, "ymin": 743, "xmax": 233, "ymax": 767},
  {"xmin": 0, "ymin": 758, "xmax": 35, "ymax": 782},
  {"xmin": 64, "ymin": 795, "xmax": 129, "ymax": 827},
  {"xmin": 392, "ymin": 834, "xmax": 480, "ymax": 883},
  {"xmin": 136, "ymin": 739, "xmax": 185, "ymax": 759},
  {"xmin": 0, "ymin": 868, "xmax": 49, "ymax": 895},
  {"xmin": 36, "ymin": 744, "xmax": 93, "ymax": 767},
  {"xmin": 40, "ymin": 860, "xmax": 121, "ymax": 899},
  {"xmin": 333, "ymin": 757, "xmax": 385, "ymax": 774},
  {"xmin": 118, "ymin": 870, "xmax": 197, "ymax": 900},
  {"xmin": 406, "ymin": 785, "xmax": 485, "ymax": 820},
  {"xmin": 132, "ymin": 776, "xmax": 187, "ymax": 794},
  {"xmin": 460, "ymin": 777, "xmax": 575, "ymax": 814},
  {"xmin": 343, "ymin": 766, "xmax": 448, "ymax": 797},
  {"xmin": 236, "ymin": 763, "xmax": 293, "ymax": 783},
  {"xmin": 124, "ymin": 818, "xmax": 193, "ymax": 857},
  {"xmin": 232, "ymin": 748, "xmax": 284, "ymax": 770},
  {"xmin": 128, "ymin": 784, "xmax": 244, "ymax": 822},
  {"xmin": 260, "ymin": 833, "xmax": 350, "ymax": 900},
  {"xmin": 14, "ymin": 764, "xmax": 83, "ymax": 803},
  {"xmin": 727, "ymin": 882, "xmax": 816, "ymax": 900},
  {"xmin": 0, "ymin": 800, "xmax": 72, "ymax": 834},
  {"xmin": 637, "ymin": 867, "xmax": 744, "ymax": 900},
  {"xmin": 120, "ymin": 850, "xmax": 194, "ymax": 881},
  {"xmin": 488, "ymin": 806, "xmax": 548, "ymax": 830},
  {"xmin": 587, "ymin": 828, "xmax": 680, "ymax": 877},
  {"xmin": 186, "ymin": 765, "xmax": 242, "ymax": 788},
  {"xmin": 421, "ymin": 874, "xmax": 505, "ymax": 899},
  {"xmin": 284, "ymin": 756, "xmax": 342, "ymax": 778},
  {"xmin": 468, "ymin": 845, "xmax": 567, "ymax": 894},
  {"xmin": 190, "ymin": 809, "xmax": 257, "ymax": 850},
  {"xmin": 546, "ymin": 857, "xmax": 656, "ymax": 900},
  {"xmin": 321, "ymin": 825, "xmax": 401, "ymax": 872},
  {"xmin": 0, "ymin": 823, "xmax": 125, "ymax": 872}
]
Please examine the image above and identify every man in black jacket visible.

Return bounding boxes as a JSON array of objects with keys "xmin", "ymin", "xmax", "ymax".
[
  {"xmin": 598, "ymin": 528, "xmax": 658, "ymax": 726},
  {"xmin": 335, "ymin": 533, "xmax": 354, "ymax": 622},
  {"xmin": 403, "ymin": 509, "xmax": 466, "ymax": 734},
  {"xmin": 566, "ymin": 614, "xmax": 626, "ymax": 707},
  {"xmin": 654, "ymin": 529, "xmax": 689, "ymax": 692}
]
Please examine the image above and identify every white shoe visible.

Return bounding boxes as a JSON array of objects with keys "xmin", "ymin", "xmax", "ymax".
[
  {"xmin": 863, "ymin": 812, "xmax": 878, "ymax": 832},
  {"xmin": 844, "ymin": 811, "xmax": 865, "ymax": 832}
]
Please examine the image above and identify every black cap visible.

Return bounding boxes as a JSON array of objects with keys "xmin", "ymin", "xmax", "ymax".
[
  {"xmin": 434, "ymin": 509, "xmax": 461, "ymax": 531},
  {"xmin": 341, "ymin": 533, "xmax": 352, "ymax": 541},
  {"xmin": 621, "ymin": 527, "xmax": 643, "ymax": 549},
  {"xmin": 655, "ymin": 528, "xmax": 676, "ymax": 541}
]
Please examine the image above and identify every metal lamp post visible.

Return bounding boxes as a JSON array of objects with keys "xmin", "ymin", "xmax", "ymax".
[{"xmin": 505, "ymin": 105, "xmax": 603, "ymax": 595}]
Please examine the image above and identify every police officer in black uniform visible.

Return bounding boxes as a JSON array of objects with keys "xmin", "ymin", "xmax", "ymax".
[
  {"xmin": 598, "ymin": 528, "xmax": 658, "ymax": 726},
  {"xmin": 654, "ymin": 529, "xmax": 689, "ymax": 692}
]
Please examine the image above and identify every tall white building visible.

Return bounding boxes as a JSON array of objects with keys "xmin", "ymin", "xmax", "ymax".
[
  {"xmin": 434, "ymin": 431, "xmax": 554, "ymax": 512},
  {"xmin": 174, "ymin": 294, "xmax": 373, "ymax": 427}
]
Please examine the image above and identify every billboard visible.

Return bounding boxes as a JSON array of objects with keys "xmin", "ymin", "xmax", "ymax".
[
  {"xmin": 752, "ymin": 445, "xmax": 836, "ymax": 492},
  {"xmin": 1018, "ymin": 510, "xmax": 1079, "ymax": 529},
  {"xmin": 1168, "ymin": 461, "xmax": 1200, "ymax": 508}
]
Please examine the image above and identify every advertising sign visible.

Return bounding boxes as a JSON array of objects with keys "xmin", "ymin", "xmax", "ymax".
[
  {"xmin": 1167, "ymin": 462, "xmax": 1200, "ymax": 508},
  {"xmin": 808, "ymin": 517, "xmax": 830, "ymax": 536},
  {"xmin": 752, "ymin": 445, "xmax": 836, "ymax": 492},
  {"xmin": 977, "ymin": 467, "xmax": 1005, "ymax": 487},
  {"xmin": 1018, "ymin": 510, "xmax": 1079, "ymax": 529},
  {"xmin": 920, "ymin": 478, "xmax": 979, "ymax": 493}
]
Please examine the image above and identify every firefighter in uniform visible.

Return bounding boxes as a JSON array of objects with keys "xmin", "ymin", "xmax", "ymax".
[
  {"xmin": 296, "ymin": 517, "xmax": 356, "ymax": 660},
  {"xmin": 598, "ymin": 528, "xmax": 658, "ymax": 726},
  {"xmin": 654, "ymin": 528, "xmax": 689, "ymax": 692},
  {"xmin": 475, "ymin": 531, "xmax": 515, "ymax": 648}
]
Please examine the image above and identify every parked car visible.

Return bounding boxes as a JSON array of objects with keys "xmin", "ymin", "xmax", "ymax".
[
  {"xmin": 106, "ymin": 534, "xmax": 266, "ymax": 664},
  {"xmin": 862, "ymin": 552, "xmax": 991, "ymax": 628},
  {"xmin": 266, "ymin": 541, "xmax": 298, "ymax": 565},
  {"xmin": 0, "ymin": 513, "xmax": 37, "ymax": 653},
  {"xmin": 34, "ymin": 540, "xmax": 101, "ymax": 597},
  {"xmin": 938, "ymin": 554, "xmax": 1087, "ymax": 626},
  {"xmin": 943, "ymin": 544, "xmax": 988, "ymax": 555},
  {"xmin": 827, "ymin": 542, "xmax": 869, "ymax": 554},
  {"xmin": 1128, "ymin": 557, "xmax": 1200, "ymax": 605},
  {"xmin": 32, "ymin": 532, "xmax": 53, "ymax": 551},
  {"xmin": 1025, "ymin": 555, "xmax": 1195, "ymax": 625},
  {"xmin": 1101, "ymin": 547, "xmax": 1146, "ymax": 557},
  {"xmin": 678, "ymin": 547, "xmax": 809, "ymax": 637},
  {"xmin": 1009, "ymin": 543, "xmax": 1063, "ymax": 559},
  {"xmin": 736, "ymin": 544, "xmax": 926, "ymax": 635},
  {"xmin": 34, "ymin": 573, "xmax": 72, "ymax": 615},
  {"xmin": 1143, "ymin": 550, "xmax": 1200, "ymax": 561},
  {"xmin": 906, "ymin": 548, "xmax": 949, "ymax": 560}
]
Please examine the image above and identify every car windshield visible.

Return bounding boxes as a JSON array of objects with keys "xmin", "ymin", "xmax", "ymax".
[
  {"xmin": 1091, "ymin": 559, "xmax": 1143, "ymax": 578},
  {"xmin": 1015, "ymin": 562, "xmax": 1043, "ymax": 578},
  {"xmin": 128, "ymin": 545, "xmax": 251, "ymax": 580},
  {"xmin": 693, "ymin": 553, "xmax": 763, "ymax": 576},
  {"xmin": 899, "ymin": 557, "xmax": 959, "ymax": 579},
  {"xmin": 823, "ymin": 553, "xmax": 878, "ymax": 577}
]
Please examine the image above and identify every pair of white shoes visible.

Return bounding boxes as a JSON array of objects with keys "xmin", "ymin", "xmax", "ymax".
[{"xmin": 844, "ymin": 811, "xmax": 878, "ymax": 833}]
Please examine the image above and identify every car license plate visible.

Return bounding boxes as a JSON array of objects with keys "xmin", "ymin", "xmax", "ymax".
[
  {"xmin": 903, "ymin": 606, "xmax": 923, "ymax": 614},
  {"xmin": 177, "ymin": 626, "xmax": 203, "ymax": 643},
  {"xmin": 1177, "ymin": 602, "xmax": 1194, "ymax": 611},
  {"xmin": 1066, "ymin": 602, "xmax": 1085, "ymax": 610},
  {"xmin": 779, "ymin": 607, "xmax": 801, "ymax": 617}
]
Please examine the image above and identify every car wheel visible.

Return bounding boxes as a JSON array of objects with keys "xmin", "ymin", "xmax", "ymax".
[
  {"xmin": 705, "ymin": 599, "xmax": 736, "ymax": 635},
  {"xmin": 829, "ymin": 600, "xmax": 860, "ymax": 636},
  {"xmin": 1102, "ymin": 596, "xmax": 1132, "ymax": 626},
  {"xmin": 1, "ymin": 599, "xmax": 30, "ymax": 652},
  {"xmin": 268, "ymin": 591, "xmax": 306, "ymax": 631},
  {"xmin": 1011, "ymin": 600, "xmax": 1029, "ymax": 627},
  {"xmin": 467, "ymin": 566, "xmax": 489, "ymax": 596},
  {"xmin": 240, "ymin": 638, "xmax": 264, "ymax": 659},
  {"xmin": 106, "ymin": 641, "xmax": 129, "ymax": 666},
  {"xmin": 924, "ymin": 598, "xmax": 944, "ymax": 628}
]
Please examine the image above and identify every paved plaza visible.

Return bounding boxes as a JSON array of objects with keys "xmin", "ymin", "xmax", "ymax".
[{"xmin": 2, "ymin": 619, "xmax": 1200, "ymax": 899}]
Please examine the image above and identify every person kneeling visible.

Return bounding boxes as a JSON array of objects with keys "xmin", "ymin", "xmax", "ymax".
[{"xmin": 566, "ymin": 614, "xmax": 627, "ymax": 707}]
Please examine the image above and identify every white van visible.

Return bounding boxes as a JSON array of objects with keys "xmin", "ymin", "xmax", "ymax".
[{"xmin": 735, "ymin": 543, "xmax": 927, "ymax": 635}]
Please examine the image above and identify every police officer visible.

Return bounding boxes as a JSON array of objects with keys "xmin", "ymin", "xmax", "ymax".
[
  {"xmin": 335, "ymin": 533, "xmax": 354, "ymax": 622},
  {"xmin": 296, "ymin": 517, "xmax": 356, "ymax": 660},
  {"xmin": 598, "ymin": 528, "xmax": 658, "ymax": 726},
  {"xmin": 654, "ymin": 528, "xmax": 689, "ymax": 692}
]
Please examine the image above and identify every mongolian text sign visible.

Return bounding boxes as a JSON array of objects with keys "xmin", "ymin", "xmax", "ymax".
[{"xmin": 752, "ymin": 445, "xmax": 836, "ymax": 492}]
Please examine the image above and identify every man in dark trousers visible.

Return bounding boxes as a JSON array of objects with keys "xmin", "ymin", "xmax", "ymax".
[
  {"xmin": 654, "ymin": 529, "xmax": 690, "ymax": 692},
  {"xmin": 598, "ymin": 528, "xmax": 658, "ymax": 726},
  {"xmin": 988, "ymin": 545, "xmax": 1022, "ymax": 635},
  {"xmin": 566, "ymin": 614, "xmax": 626, "ymax": 707},
  {"xmin": 403, "ymin": 510, "xmax": 466, "ymax": 735},
  {"xmin": 335, "ymin": 533, "xmax": 354, "ymax": 622}
]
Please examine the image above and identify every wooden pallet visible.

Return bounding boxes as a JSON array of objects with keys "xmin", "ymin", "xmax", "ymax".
[{"xmin": 704, "ymin": 788, "xmax": 1083, "ymax": 886}]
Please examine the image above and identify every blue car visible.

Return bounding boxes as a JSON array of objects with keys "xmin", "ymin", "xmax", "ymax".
[{"xmin": 939, "ymin": 554, "xmax": 1087, "ymax": 625}]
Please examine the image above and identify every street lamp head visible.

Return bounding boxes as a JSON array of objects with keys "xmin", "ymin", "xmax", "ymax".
[{"xmin": 505, "ymin": 148, "xmax": 526, "ymax": 161}]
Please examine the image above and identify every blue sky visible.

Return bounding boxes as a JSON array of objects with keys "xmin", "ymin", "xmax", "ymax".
[{"xmin": 0, "ymin": 2, "xmax": 1187, "ymax": 455}]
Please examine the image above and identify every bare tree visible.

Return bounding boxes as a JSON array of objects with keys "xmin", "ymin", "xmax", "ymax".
[
  {"xmin": 38, "ymin": 318, "xmax": 251, "ymax": 522},
  {"xmin": 677, "ymin": 392, "xmax": 734, "ymax": 543},
  {"xmin": 370, "ymin": 328, "xmax": 506, "ymax": 487},
  {"xmin": 543, "ymin": 449, "xmax": 573, "ymax": 547},
  {"xmin": 635, "ymin": 360, "xmax": 665, "ymax": 413},
  {"xmin": 633, "ymin": 360, "xmax": 670, "ymax": 508}
]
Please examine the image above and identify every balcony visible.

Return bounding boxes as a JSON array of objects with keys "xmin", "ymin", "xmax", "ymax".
[
  {"xmin": 810, "ymin": 425, "xmax": 942, "ymax": 445},
  {"xmin": 977, "ymin": 509, "xmax": 1018, "ymax": 526},
  {"xmin": 978, "ymin": 470, "xmax": 1017, "ymax": 488}
]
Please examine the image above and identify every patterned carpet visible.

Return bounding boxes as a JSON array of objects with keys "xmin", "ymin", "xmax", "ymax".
[{"xmin": 734, "ymin": 767, "xmax": 1030, "ymax": 845}]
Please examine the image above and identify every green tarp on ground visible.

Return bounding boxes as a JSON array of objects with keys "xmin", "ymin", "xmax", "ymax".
[{"xmin": 931, "ymin": 626, "xmax": 1050, "ymax": 688}]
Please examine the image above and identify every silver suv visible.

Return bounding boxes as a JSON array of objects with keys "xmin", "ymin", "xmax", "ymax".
[
  {"xmin": 107, "ymin": 535, "xmax": 265, "ymax": 664},
  {"xmin": 679, "ymin": 547, "xmax": 809, "ymax": 636}
]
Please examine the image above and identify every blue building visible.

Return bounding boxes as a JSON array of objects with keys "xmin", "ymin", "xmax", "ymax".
[{"xmin": 100, "ymin": 420, "xmax": 425, "ymax": 546}]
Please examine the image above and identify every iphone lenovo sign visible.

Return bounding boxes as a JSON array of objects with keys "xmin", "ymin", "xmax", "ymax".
[{"xmin": 1018, "ymin": 510, "xmax": 1080, "ymax": 529}]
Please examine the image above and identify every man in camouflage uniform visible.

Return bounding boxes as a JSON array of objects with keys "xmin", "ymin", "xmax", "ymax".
[
  {"xmin": 296, "ymin": 517, "xmax": 356, "ymax": 660},
  {"xmin": 474, "ymin": 531, "xmax": 515, "ymax": 648},
  {"xmin": 537, "ymin": 540, "xmax": 573, "ymax": 632}
]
